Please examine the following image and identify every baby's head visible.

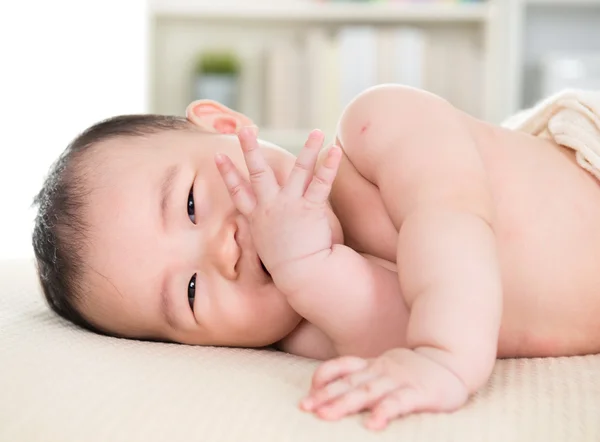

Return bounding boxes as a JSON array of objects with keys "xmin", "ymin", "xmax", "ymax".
[{"xmin": 32, "ymin": 101, "xmax": 303, "ymax": 347}]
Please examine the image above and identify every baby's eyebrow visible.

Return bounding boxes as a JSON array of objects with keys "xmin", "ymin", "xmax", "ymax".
[{"xmin": 160, "ymin": 164, "xmax": 181, "ymax": 230}]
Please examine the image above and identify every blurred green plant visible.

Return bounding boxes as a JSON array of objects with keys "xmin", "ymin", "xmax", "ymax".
[{"xmin": 195, "ymin": 50, "xmax": 241, "ymax": 75}]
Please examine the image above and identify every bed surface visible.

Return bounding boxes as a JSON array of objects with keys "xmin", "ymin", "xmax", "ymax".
[{"xmin": 1, "ymin": 259, "xmax": 599, "ymax": 441}]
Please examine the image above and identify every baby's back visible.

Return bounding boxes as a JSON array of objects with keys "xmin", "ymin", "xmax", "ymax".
[{"xmin": 469, "ymin": 116, "xmax": 600, "ymax": 357}]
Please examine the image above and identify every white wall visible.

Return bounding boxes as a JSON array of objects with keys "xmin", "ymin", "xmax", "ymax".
[{"xmin": 0, "ymin": 1, "xmax": 148, "ymax": 259}]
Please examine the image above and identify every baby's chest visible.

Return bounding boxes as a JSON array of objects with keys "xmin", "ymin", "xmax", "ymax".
[{"xmin": 331, "ymin": 155, "xmax": 398, "ymax": 263}]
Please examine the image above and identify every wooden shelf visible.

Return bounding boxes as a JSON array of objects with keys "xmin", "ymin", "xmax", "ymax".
[{"xmin": 150, "ymin": 0, "xmax": 491, "ymax": 23}]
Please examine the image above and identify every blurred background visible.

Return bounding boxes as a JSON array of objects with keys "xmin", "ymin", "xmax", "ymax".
[{"xmin": 1, "ymin": 0, "xmax": 600, "ymax": 259}]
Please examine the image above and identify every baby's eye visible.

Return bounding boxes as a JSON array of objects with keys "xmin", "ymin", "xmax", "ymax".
[
  {"xmin": 187, "ymin": 186, "xmax": 195, "ymax": 223},
  {"xmin": 188, "ymin": 274, "xmax": 196, "ymax": 311}
]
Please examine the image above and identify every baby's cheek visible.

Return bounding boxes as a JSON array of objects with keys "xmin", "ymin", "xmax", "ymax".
[{"xmin": 195, "ymin": 178, "xmax": 213, "ymax": 220}]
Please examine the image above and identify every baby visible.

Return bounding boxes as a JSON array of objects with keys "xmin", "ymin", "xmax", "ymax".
[{"xmin": 32, "ymin": 85, "xmax": 600, "ymax": 430}]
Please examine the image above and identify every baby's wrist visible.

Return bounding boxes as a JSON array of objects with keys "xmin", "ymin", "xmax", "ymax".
[{"xmin": 269, "ymin": 249, "xmax": 331, "ymax": 298}]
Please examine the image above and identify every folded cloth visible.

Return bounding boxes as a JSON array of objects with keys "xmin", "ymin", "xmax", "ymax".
[{"xmin": 503, "ymin": 89, "xmax": 600, "ymax": 179}]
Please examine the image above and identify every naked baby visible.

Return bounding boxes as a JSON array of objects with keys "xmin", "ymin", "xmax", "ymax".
[{"xmin": 33, "ymin": 85, "xmax": 600, "ymax": 430}]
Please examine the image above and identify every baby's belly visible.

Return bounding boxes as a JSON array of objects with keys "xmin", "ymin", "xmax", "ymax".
[{"xmin": 475, "ymin": 121, "xmax": 600, "ymax": 358}]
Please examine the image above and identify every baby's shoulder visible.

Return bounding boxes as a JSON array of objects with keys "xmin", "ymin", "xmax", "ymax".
[{"xmin": 335, "ymin": 84, "xmax": 461, "ymax": 182}]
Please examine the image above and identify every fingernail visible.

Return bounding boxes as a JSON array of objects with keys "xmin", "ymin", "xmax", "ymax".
[
  {"xmin": 241, "ymin": 125, "xmax": 259, "ymax": 137},
  {"xmin": 215, "ymin": 153, "xmax": 225, "ymax": 165},
  {"xmin": 300, "ymin": 398, "xmax": 314, "ymax": 410},
  {"xmin": 310, "ymin": 129, "xmax": 324, "ymax": 139},
  {"xmin": 366, "ymin": 417, "xmax": 385, "ymax": 431},
  {"xmin": 318, "ymin": 408, "xmax": 342, "ymax": 421}
]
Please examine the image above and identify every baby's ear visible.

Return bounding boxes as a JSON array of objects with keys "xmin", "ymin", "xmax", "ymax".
[{"xmin": 186, "ymin": 100, "xmax": 257, "ymax": 135}]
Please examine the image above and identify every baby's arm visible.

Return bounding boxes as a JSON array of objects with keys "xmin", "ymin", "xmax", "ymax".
[
  {"xmin": 303, "ymin": 85, "xmax": 503, "ymax": 427},
  {"xmin": 345, "ymin": 85, "xmax": 502, "ymax": 391},
  {"xmin": 264, "ymin": 142, "xmax": 409, "ymax": 357},
  {"xmin": 276, "ymin": 244, "xmax": 408, "ymax": 358},
  {"xmin": 278, "ymin": 320, "xmax": 338, "ymax": 360},
  {"xmin": 217, "ymin": 129, "xmax": 405, "ymax": 357}
]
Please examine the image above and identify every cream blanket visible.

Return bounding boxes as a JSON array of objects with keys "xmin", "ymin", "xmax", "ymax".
[
  {"xmin": 503, "ymin": 89, "xmax": 600, "ymax": 179},
  {"xmin": 2, "ymin": 263, "xmax": 600, "ymax": 442}
]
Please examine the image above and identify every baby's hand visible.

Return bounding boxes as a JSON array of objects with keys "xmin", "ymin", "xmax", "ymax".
[
  {"xmin": 301, "ymin": 348, "xmax": 469, "ymax": 430},
  {"xmin": 215, "ymin": 128, "xmax": 342, "ymax": 291}
]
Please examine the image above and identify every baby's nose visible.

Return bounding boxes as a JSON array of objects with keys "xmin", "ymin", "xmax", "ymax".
[{"xmin": 207, "ymin": 220, "xmax": 240, "ymax": 280}]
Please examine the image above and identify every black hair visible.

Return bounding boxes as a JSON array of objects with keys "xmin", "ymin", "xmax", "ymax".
[{"xmin": 32, "ymin": 114, "xmax": 191, "ymax": 333}]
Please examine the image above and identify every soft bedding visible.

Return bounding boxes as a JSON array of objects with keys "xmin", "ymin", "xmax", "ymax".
[{"xmin": 1, "ymin": 259, "xmax": 599, "ymax": 441}]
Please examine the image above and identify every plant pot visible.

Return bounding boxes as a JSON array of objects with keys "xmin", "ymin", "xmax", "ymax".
[{"xmin": 194, "ymin": 73, "xmax": 239, "ymax": 109}]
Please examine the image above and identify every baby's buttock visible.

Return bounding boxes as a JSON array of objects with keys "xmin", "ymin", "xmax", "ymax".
[{"xmin": 470, "ymin": 117, "xmax": 600, "ymax": 358}]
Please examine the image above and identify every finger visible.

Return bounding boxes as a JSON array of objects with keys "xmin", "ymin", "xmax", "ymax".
[
  {"xmin": 215, "ymin": 153, "xmax": 256, "ymax": 216},
  {"xmin": 238, "ymin": 127, "xmax": 279, "ymax": 203},
  {"xmin": 302, "ymin": 370, "xmax": 377, "ymax": 412},
  {"xmin": 310, "ymin": 356, "xmax": 368, "ymax": 393},
  {"xmin": 315, "ymin": 377, "xmax": 399, "ymax": 421},
  {"xmin": 365, "ymin": 388, "xmax": 421, "ymax": 431},
  {"xmin": 303, "ymin": 145, "xmax": 342, "ymax": 204},
  {"xmin": 283, "ymin": 129, "xmax": 325, "ymax": 197}
]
